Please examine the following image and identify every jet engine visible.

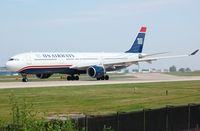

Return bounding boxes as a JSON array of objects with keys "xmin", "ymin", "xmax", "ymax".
[
  {"xmin": 36, "ymin": 74, "xmax": 52, "ymax": 79},
  {"xmin": 87, "ymin": 66, "xmax": 105, "ymax": 78}
]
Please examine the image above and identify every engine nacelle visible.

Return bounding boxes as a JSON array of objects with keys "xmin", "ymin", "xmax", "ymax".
[
  {"xmin": 87, "ymin": 66, "xmax": 105, "ymax": 78},
  {"xmin": 36, "ymin": 74, "xmax": 52, "ymax": 79}
]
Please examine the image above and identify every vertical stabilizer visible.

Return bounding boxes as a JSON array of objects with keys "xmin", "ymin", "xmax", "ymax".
[{"xmin": 126, "ymin": 26, "xmax": 147, "ymax": 53}]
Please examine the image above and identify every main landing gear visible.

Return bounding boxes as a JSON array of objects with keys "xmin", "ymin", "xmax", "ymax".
[
  {"xmin": 96, "ymin": 75, "xmax": 109, "ymax": 80},
  {"xmin": 21, "ymin": 74, "xmax": 28, "ymax": 82},
  {"xmin": 67, "ymin": 75, "xmax": 79, "ymax": 81}
]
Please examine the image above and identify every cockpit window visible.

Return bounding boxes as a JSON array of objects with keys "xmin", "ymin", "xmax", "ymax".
[
  {"xmin": 8, "ymin": 58, "xmax": 19, "ymax": 61},
  {"xmin": 8, "ymin": 58, "xmax": 14, "ymax": 61}
]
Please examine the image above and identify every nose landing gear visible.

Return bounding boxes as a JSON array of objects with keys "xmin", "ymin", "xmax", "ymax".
[{"xmin": 21, "ymin": 74, "xmax": 28, "ymax": 82}]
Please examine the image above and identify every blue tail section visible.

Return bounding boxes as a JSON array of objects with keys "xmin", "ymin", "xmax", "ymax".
[{"xmin": 125, "ymin": 26, "xmax": 147, "ymax": 53}]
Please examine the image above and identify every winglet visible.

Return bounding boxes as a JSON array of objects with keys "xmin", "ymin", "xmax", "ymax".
[{"xmin": 190, "ymin": 49, "xmax": 199, "ymax": 56}]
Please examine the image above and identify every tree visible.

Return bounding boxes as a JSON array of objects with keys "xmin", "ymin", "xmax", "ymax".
[
  {"xmin": 179, "ymin": 68, "xmax": 185, "ymax": 72},
  {"xmin": 169, "ymin": 65, "xmax": 177, "ymax": 72},
  {"xmin": 185, "ymin": 68, "xmax": 191, "ymax": 72}
]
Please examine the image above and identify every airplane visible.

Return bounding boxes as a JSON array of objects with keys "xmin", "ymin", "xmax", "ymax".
[{"xmin": 5, "ymin": 26, "xmax": 199, "ymax": 82}]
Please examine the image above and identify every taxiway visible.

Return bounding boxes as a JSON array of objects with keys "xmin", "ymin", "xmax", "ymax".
[{"xmin": 0, "ymin": 73, "xmax": 200, "ymax": 89}]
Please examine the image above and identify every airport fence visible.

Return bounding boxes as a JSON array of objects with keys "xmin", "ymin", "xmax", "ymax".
[{"xmin": 76, "ymin": 104, "xmax": 200, "ymax": 131}]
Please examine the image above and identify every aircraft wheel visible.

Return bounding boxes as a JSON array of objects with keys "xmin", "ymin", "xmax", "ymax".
[
  {"xmin": 67, "ymin": 75, "xmax": 79, "ymax": 81},
  {"xmin": 75, "ymin": 76, "xmax": 79, "ymax": 80},
  {"xmin": 104, "ymin": 75, "xmax": 109, "ymax": 80},
  {"xmin": 100, "ymin": 76, "xmax": 105, "ymax": 80},
  {"xmin": 22, "ymin": 78, "xmax": 28, "ymax": 82},
  {"xmin": 67, "ymin": 76, "xmax": 72, "ymax": 81},
  {"xmin": 97, "ymin": 77, "xmax": 101, "ymax": 80}
]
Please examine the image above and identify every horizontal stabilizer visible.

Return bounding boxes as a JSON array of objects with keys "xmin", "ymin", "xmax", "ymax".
[
  {"xmin": 190, "ymin": 49, "xmax": 199, "ymax": 56},
  {"xmin": 139, "ymin": 52, "xmax": 168, "ymax": 58}
]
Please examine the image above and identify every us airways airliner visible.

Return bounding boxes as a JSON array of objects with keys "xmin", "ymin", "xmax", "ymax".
[{"xmin": 6, "ymin": 27, "xmax": 199, "ymax": 82}]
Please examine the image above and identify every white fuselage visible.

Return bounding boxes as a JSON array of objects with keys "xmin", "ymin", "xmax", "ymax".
[{"xmin": 6, "ymin": 52, "xmax": 141, "ymax": 73}]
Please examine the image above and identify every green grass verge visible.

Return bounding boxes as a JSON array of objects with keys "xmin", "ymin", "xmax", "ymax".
[
  {"xmin": 165, "ymin": 71, "xmax": 200, "ymax": 76},
  {"xmin": 0, "ymin": 80, "xmax": 200, "ymax": 121}
]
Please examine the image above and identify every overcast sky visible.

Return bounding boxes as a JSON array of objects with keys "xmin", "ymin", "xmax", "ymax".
[{"xmin": 0, "ymin": 0, "xmax": 199, "ymax": 70}]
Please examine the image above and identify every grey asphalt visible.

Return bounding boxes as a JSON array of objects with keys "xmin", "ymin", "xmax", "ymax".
[{"xmin": 0, "ymin": 73, "xmax": 200, "ymax": 89}]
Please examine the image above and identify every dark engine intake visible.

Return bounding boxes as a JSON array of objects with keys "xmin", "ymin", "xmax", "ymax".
[
  {"xmin": 87, "ymin": 66, "xmax": 105, "ymax": 78},
  {"xmin": 36, "ymin": 74, "xmax": 52, "ymax": 79}
]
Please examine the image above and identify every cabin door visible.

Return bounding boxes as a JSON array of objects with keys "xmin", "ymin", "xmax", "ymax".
[{"xmin": 26, "ymin": 54, "xmax": 32, "ymax": 65}]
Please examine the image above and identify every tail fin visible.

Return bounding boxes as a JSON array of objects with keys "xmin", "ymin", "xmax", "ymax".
[{"xmin": 125, "ymin": 26, "xmax": 147, "ymax": 53}]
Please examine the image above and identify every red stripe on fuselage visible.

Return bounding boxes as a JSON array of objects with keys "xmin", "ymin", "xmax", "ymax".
[{"xmin": 18, "ymin": 64, "xmax": 72, "ymax": 72}]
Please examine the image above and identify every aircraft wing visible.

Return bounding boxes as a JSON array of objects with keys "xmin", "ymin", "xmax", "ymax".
[
  {"xmin": 138, "ymin": 49, "xmax": 199, "ymax": 63},
  {"xmin": 71, "ymin": 49, "xmax": 199, "ymax": 70},
  {"xmin": 103, "ymin": 49, "xmax": 199, "ymax": 67}
]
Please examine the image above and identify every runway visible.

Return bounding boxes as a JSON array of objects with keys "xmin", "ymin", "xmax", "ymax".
[{"xmin": 0, "ymin": 73, "xmax": 200, "ymax": 89}]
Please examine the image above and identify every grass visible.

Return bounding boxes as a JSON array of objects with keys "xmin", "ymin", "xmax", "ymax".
[
  {"xmin": 0, "ymin": 80, "xmax": 200, "ymax": 121},
  {"xmin": 165, "ymin": 71, "xmax": 200, "ymax": 76}
]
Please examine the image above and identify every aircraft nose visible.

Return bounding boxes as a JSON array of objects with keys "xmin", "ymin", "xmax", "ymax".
[
  {"xmin": 5, "ymin": 61, "xmax": 15, "ymax": 71},
  {"xmin": 6, "ymin": 61, "xmax": 11, "ymax": 70}
]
